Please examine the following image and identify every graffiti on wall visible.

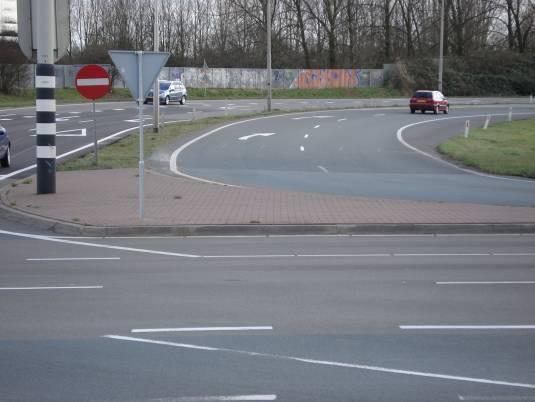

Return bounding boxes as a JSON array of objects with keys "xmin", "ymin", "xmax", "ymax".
[{"xmin": 291, "ymin": 69, "xmax": 360, "ymax": 89}]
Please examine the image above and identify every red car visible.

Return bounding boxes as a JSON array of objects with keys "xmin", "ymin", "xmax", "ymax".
[{"xmin": 410, "ymin": 90, "xmax": 449, "ymax": 114}]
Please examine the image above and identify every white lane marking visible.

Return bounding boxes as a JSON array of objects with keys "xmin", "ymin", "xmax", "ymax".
[
  {"xmin": 317, "ymin": 165, "xmax": 329, "ymax": 173},
  {"xmin": 31, "ymin": 128, "xmax": 87, "ymax": 137},
  {"xmin": 0, "ymin": 286, "xmax": 103, "ymax": 290},
  {"xmin": 249, "ymin": 102, "xmax": 259, "ymax": 105},
  {"xmin": 1, "ymin": 118, "xmax": 187, "ymax": 181},
  {"xmin": 104, "ymin": 335, "xmax": 535, "ymax": 390},
  {"xmin": 238, "ymin": 133, "xmax": 276, "ymax": 141},
  {"xmin": 0, "ymin": 113, "xmax": 16, "ymax": 117},
  {"xmin": 27, "ymin": 257, "xmax": 120, "ymax": 261},
  {"xmin": 374, "ymin": 113, "xmax": 386, "ymax": 117},
  {"xmin": 199, "ymin": 252, "xmax": 535, "ymax": 259},
  {"xmin": 337, "ymin": 118, "xmax": 347, "ymax": 122},
  {"xmin": 400, "ymin": 325, "xmax": 535, "ymax": 330},
  {"xmin": 0, "ymin": 118, "xmax": 12, "ymax": 121},
  {"xmin": 112, "ymin": 108, "xmax": 125, "ymax": 111},
  {"xmin": 459, "ymin": 396, "xmax": 535, "ymax": 401},
  {"xmin": 68, "ymin": 111, "xmax": 81, "ymax": 114},
  {"xmin": 97, "ymin": 396, "xmax": 277, "ymax": 402},
  {"xmin": 131, "ymin": 326, "xmax": 273, "ymax": 333},
  {"xmin": 292, "ymin": 115, "xmax": 333, "ymax": 120},
  {"xmin": 304, "ymin": 134, "xmax": 309, "ymax": 139},
  {"xmin": 125, "ymin": 117, "xmax": 153, "ymax": 123},
  {"xmin": 396, "ymin": 113, "xmax": 535, "ymax": 183},
  {"xmin": 437, "ymin": 281, "xmax": 535, "ymax": 285},
  {"xmin": 0, "ymin": 229, "xmax": 200, "ymax": 258},
  {"xmin": 299, "ymin": 146, "xmax": 305, "ymax": 152},
  {"xmin": 313, "ymin": 125, "xmax": 320, "ymax": 129},
  {"xmin": 79, "ymin": 119, "xmax": 93, "ymax": 123}
]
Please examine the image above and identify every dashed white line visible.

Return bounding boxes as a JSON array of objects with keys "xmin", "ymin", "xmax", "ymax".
[
  {"xmin": 317, "ymin": 165, "xmax": 329, "ymax": 173},
  {"xmin": 0, "ymin": 118, "xmax": 12, "ymax": 121},
  {"xmin": 104, "ymin": 335, "xmax": 535, "ymax": 389},
  {"xmin": 299, "ymin": 146, "xmax": 305, "ymax": 152},
  {"xmin": 27, "ymin": 257, "xmax": 120, "ymax": 261},
  {"xmin": 304, "ymin": 134, "xmax": 309, "ymax": 139},
  {"xmin": 459, "ymin": 396, "xmax": 535, "ymax": 401},
  {"xmin": 96, "ymin": 395, "xmax": 276, "ymax": 402},
  {"xmin": 131, "ymin": 326, "xmax": 273, "ymax": 333},
  {"xmin": 79, "ymin": 119, "xmax": 93, "ymax": 123},
  {"xmin": 112, "ymin": 108, "xmax": 125, "ymax": 111},
  {"xmin": 313, "ymin": 125, "xmax": 320, "ymax": 129},
  {"xmin": 337, "ymin": 118, "xmax": 347, "ymax": 122},
  {"xmin": 0, "ymin": 286, "xmax": 103, "ymax": 290}
]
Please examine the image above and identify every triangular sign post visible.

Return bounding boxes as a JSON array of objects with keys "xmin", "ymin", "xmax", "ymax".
[{"xmin": 108, "ymin": 50, "xmax": 170, "ymax": 220}]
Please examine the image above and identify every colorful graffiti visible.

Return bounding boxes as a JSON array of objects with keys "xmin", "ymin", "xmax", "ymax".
[{"xmin": 292, "ymin": 69, "xmax": 360, "ymax": 89}]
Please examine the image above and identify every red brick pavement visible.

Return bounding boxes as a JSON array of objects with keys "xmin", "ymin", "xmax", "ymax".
[{"xmin": 5, "ymin": 169, "xmax": 535, "ymax": 226}]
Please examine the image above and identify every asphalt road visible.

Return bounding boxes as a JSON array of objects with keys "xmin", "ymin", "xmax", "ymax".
[
  {"xmin": 171, "ymin": 105, "xmax": 535, "ymax": 206},
  {"xmin": 1, "ymin": 227, "xmax": 535, "ymax": 401}
]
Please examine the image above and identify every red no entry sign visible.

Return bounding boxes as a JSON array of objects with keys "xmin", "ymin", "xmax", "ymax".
[{"xmin": 75, "ymin": 65, "xmax": 111, "ymax": 100}]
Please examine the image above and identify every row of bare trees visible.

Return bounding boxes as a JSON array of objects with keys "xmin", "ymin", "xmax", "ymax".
[{"xmin": 66, "ymin": 0, "xmax": 535, "ymax": 68}]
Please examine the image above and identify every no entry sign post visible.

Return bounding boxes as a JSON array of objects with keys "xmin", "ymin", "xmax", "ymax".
[{"xmin": 75, "ymin": 65, "xmax": 111, "ymax": 165}]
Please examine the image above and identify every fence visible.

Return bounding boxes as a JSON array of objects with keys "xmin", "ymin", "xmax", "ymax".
[{"xmin": 7, "ymin": 65, "xmax": 386, "ymax": 90}]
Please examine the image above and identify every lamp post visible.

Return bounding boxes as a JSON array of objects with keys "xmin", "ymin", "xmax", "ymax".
[
  {"xmin": 153, "ymin": 0, "xmax": 160, "ymax": 133},
  {"xmin": 266, "ymin": 0, "xmax": 272, "ymax": 112},
  {"xmin": 438, "ymin": 0, "xmax": 444, "ymax": 92}
]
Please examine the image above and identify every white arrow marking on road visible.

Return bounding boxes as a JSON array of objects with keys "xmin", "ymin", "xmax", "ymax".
[
  {"xmin": 30, "ymin": 128, "xmax": 87, "ymax": 137},
  {"xmin": 238, "ymin": 133, "xmax": 276, "ymax": 141}
]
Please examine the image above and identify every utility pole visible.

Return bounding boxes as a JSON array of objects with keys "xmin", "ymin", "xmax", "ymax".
[
  {"xmin": 438, "ymin": 0, "xmax": 444, "ymax": 92},
  {"xmin": 36, "ymin": 0, "xmax": 56, "ymax": 194},
  {"xmin": 266, "ymin": 0, "xmax": 272, "ymax": 112},
  {"xmin": 153, "ymin": 0, "xmax": 160, "ymax": 133}
]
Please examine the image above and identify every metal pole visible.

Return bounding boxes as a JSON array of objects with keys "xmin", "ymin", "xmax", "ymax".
[
  {"xmin": 438, "ymin": 0, "xmax": 444, "ymax": 92},
  {"xmin": 153, "ymin": 0, "xmax": 160, "ymax": 133},
  {"xmin": 138, "ymin": 51, "xmax": 145, "ymax": 220},
  {"xmin": 266, "ymin": 0, "xmax": 272, "ymax": 112},
  {"xmin": 36, "ymin": 0, "xmax": 56, "ymax": 194},
  {"xmin": 93, "ymin": 101, "xmax": 98, "ymax": 165}
]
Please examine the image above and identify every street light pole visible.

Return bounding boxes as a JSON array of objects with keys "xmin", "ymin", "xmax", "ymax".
[
  {"xmin": 266, "ymin": 0, "xmax": 272, "ymax": 112},
  {"xmin": 153, "ymin": 0, "xmax": 160, "ymax": 133},
  {"xmin": 438, "ymin": 0, "xmax": 444, "ymax": 92}
]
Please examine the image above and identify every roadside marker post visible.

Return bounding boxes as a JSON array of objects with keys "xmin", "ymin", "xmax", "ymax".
[
  {"xmin": 483, "ymin": 115, "xmax": 491, "ymax": 130},
  {"xmin": 75, "ymin": 64, "xmax": 111, "ymax": 166},
  {"xmin": 464, "ymin": 120, "xmax": 470, "ymax": 138},
  {"xmin": 108, "ymin": 50, "xmax": 170, "ymax": 220},
  {"xmin": 530, "ymin": 95, "xmax": 533, "ymax": 104},
  {"xmin": 508, "ymin": 107, "xmax": 513, "ymax": 122}
]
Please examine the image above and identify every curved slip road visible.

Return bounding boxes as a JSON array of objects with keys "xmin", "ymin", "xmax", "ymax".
[{"xmin": 171, "ymin": 106, "xmax": 535, "ymax": 206}]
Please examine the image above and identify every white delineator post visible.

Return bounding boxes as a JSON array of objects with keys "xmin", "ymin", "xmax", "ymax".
[
  {"xmin": 483, "ymin": 115, "xmax": 491, "ymax": 130},
  {"xmin": 508, "ymin": 106, "xmax": 513, "ymax": 122},
  {"xmin": 137, "ymin": 51, "xmax": 145, "ymax": 220},
  {"xmin": 35, "ymin": 0, "xmax": 56, "ymax": 194},
  {"xmin": 464, "ymin": 120, "xmax": 470, "ymax": 138}
]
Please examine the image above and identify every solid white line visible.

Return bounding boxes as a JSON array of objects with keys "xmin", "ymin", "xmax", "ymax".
[
  {"xmin": 0, "ymin": 229, "xmax": 200, "ymax": 258},
  {"xmin": 104, "ymin": 335, "xmax": 535, "ymax": 389},
  {"xmin": 27, "ymin": 257, "xmax": 120, "ymax": 261},
  {"xmin": 131, "ymin": 326, "xmax": 273, "ymax": 333},
  {"xmin": 437, "ymin": 281, "xmax": 535, "ymax": 285},
  {"xmin": 0, "ymin": 286, "xmax": 103, "ymax": 290},
  {"xmin": 0, "ymin": 118, "xmax": 12, "ymax": 121},
  {"xmin": 95, "ymin": 395, "xmax": 276, "ymax": 402},
  {"xmin": 400, "ymin": 325, "xmax": 535, "ymax": 330},
  {"xmin": 459, "ymin": 396, "xmax": 535, "ymax": 401},
  {"xmin": 396, "ymin": 113, "xmax": 535, "ymax": 183}
]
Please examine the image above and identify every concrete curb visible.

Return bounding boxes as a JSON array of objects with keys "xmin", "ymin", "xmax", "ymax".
[{"xmin": 2, "ymin": 188, "xmax": 535, "ymax": 236}]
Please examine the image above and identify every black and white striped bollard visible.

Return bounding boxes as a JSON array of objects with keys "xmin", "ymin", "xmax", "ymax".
[{"xmin": 36, "ymin": 64, "xmax": 56, "ymax": 194}]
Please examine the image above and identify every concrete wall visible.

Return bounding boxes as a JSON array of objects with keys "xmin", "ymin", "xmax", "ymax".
[{"xmin": 9, "ymin": 65, "xmax": 385, "ymax": 90}]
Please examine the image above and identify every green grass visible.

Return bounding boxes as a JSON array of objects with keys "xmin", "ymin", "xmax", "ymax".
[
  {"xmin": 1, "ymin": 87, "xmax": 402, "ymax": 108},
  {"xmin": 57, "ymin": 114, "xmax": 269, "ymax": 171},
  {"xmin": 438, "ymin": 118, "xmax": 535, "ymax": 178},
  {"xmin": 0, "ymin": 88, "xmax": 133, "ymax": 107},
  {"xmin": 188, "ymin": 87, "xmax": 402, "ymax": 100}
]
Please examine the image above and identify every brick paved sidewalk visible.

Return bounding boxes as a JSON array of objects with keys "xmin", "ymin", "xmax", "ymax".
[{"xmin": 3, "ymin": 168, "xmax": 535, "ymax": 226}]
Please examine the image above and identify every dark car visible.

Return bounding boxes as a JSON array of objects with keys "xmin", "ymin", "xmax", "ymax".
[
  {"xmin": 410, "ymin": 90, "xmax": 449, "ymax": 114},
  {"xmin": 0, "ymin": 125, "xmax": 11, "ymax": 168}
]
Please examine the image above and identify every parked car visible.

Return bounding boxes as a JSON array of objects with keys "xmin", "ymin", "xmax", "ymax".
[
  {"xmin": 0, "ymin": 125, "xmax": 11, "ymax": 168},
  {"xmin": 144, "ymin": 80, "xmax": 187, "ymax": 105},
  {"xmin": 410, "ymin": 90, "xmax": 449, "ymax": 114}
]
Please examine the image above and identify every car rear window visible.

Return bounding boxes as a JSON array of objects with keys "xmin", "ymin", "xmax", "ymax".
[{"xmin": 413, "ymin": 92, "xmax": 432, "ymax": 98}]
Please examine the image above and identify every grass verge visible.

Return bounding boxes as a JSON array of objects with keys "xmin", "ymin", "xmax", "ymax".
[
  {"xmin": 0, "ymin": 88, "xmax": 133, "ymax": 108},
  {"xmin": 437, "ymin": 118, "xmax": 535, "ymax": 178},
  {"xmin": 1, "ymin": 87, "xmax": 402, "ymax": 108},
  {"xmin": 57, "ymin": 113, "xmax": 268, "ymax": 171}
]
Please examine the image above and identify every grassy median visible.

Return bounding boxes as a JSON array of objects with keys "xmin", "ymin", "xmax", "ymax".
[
  {"xmin": 438, "ymin": 118, "xmax": 535, "ymax": 178},
  {"xmin": 57, "ymin": 114, "xmax": 268, "ymax": 171}
]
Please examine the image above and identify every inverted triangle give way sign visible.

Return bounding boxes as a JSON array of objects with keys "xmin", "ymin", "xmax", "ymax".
[{"xmin": 108, "ymin": 50, "xmax": 170, "ymax": 100}]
